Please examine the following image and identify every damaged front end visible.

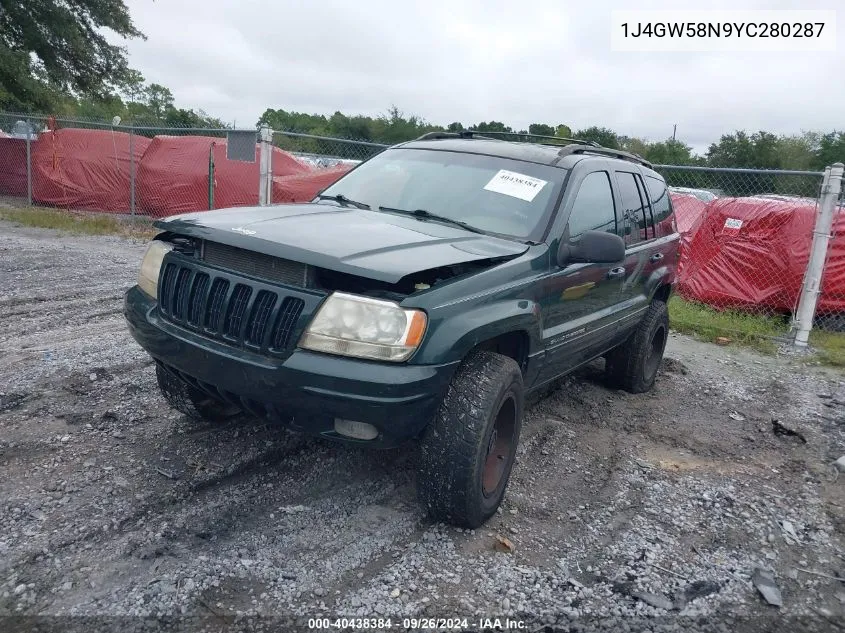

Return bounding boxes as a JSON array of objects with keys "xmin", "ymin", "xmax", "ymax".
[
  {"xmin": 315, "ymin": 258, "xmax": 511, "ymax": 301},
  {"xmin": 159, "ymin": 232, "xmax": 515, "ymax": 302}
]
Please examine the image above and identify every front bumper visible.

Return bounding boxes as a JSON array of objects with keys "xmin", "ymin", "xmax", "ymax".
[{"xmin": 124, "ymin": 285, "xmax": 458, "ymax": 447}]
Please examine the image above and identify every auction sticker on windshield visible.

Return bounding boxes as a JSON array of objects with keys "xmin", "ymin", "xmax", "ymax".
[{"xmin": 483, "ymin": 169, "xmax": 547, "ymax": 202}]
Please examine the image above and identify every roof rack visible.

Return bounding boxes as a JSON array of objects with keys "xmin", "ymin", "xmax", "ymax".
[
  {"xmin": 413, "ymin": 130, "xmax": 598, "ymax": 145},
  {"xmin": 556, "ymin": 144, "xmax": 653, "ymax": 169},
  {"xmin": 411, "ymin": 131, "xmax": 652, "ymax": 168},
  {"xmin": 460, "ymin": 130, "xmax": 601, "ymax": 147}
]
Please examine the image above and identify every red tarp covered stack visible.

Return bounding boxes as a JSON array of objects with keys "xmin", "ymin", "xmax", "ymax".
[
  {"xmin": 670, "ymin": 193, "xmax": 709, "ymax": 237},
  {"xmin": 136, "ymin": 135, "xmax": 311, "ymax": 216},
  {"xmin": 0, "ymin": 137, "xmax": 28, "ymax": 196},
  {"xmin": 271, "ymin": 166, "xmax": 352, "ymax": 204},
  {"xmin": 30, "ymin": 129, "xmax": 151, "ymax": 213},
  {"xmin": 670, "ymin": 192, "xmax": 710, "ymax": 283},
  {"xmin": 677, "ymin": 197, "xmax": 845, "ymax": 315}
]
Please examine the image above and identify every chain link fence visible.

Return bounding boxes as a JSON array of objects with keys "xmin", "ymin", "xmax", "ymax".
[
  {"xmin": 1, "ymin": 111, "xmax": 843, "ymax": 341},
  {"xmin": 653, "ymin": 164, "xmax": 833, "ymax": 338},
  {"xmin": 272, "ymin": 130, "xmax": 381, "ymax": 166}
]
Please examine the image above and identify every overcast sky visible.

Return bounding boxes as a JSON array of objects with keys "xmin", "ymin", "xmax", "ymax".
[{"xmin": 119, "ymin": 0, "xmax": 842, "ymax": 153}]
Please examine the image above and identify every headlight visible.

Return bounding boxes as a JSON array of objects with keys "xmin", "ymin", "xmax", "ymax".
[
  {"xmin": 299, "ymin": 292, "xmax": 427, "ymax": 362},
  {"xmin": 137, "ymin": 240, "xmax": 174, "ymax": 298}
]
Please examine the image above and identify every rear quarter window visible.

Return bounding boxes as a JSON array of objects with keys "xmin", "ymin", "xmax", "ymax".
[{"xmin": 645, "ymin": 175, "xmax": 675, "ymax": 238}]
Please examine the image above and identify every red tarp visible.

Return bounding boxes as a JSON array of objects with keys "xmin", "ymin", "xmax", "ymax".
[
  {"xmin": 0, "ymin": 137, "xmax": 28, "ymax": 196},
  {"xmin": 271, "ymin": 166, "xmax": 352, "ymax": 204},
  {"xmin": 30, "ymin": 129, "xmax": 151, "ymax": 213},
  {"xmin": 670, "ymin": 192, "xmax": 710, "ymax": 284},
  {"xmin": 671, "ymin": 193, "xmax": 709, "ymax": 237},
  {"xmin": 136, "ymin": 135, "xmax": 310, "ymax": 216},
  {"xmin": 678, "ymin": 197, "xmax": 845, "ymax": 314}
]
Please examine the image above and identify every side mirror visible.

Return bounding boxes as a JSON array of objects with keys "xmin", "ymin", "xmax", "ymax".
[{"xmin": 558, "ymin": 230, "xmax": 625, "ymax": 266}]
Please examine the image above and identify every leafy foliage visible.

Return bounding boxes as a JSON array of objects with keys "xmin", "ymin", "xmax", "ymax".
[{"xmin": 0, "ymin": 0, "xmax": 143, "ymax": 110}]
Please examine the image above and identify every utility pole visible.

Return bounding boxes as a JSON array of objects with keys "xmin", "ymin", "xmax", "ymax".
[{"xmin": 672, "ymin": 124, "xmax": 677, "ymax": 141}]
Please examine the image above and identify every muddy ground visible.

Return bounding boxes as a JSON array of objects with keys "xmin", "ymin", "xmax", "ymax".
[{"xmin": 1, "ymin": 220, "xmax": 844, "ymax": 632}]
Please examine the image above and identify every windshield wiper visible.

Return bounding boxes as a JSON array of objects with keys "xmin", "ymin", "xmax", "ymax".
[
  {"xmin": 316, "ymin": 193, "xmax": 370, "ymax": 210},
  {"xmin": 378, "ymin": 206, "xmax": 486, "ymax": 235}
]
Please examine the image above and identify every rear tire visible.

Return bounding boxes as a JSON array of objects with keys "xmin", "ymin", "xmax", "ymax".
[
  {"xmin": 418, "ymin": 351, "xmax": 524, "ymax": 528},
  {"xmin": 155, "ymin": 363, "xmax": 241, "ymax": 423},
  {"xmin": 605, "ymin": 300, "xmax": 669, "ymax": 394}
]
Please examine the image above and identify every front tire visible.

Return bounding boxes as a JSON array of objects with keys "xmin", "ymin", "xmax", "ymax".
[
  {"xmin": 155, "ymin": 363, "xmax": 241, "ymax": 423},
  {"xmin": 418, "ymin": 351, "xmax": 524, "ymax": 528},
  {"xmin": 605, "ymin": 300, "xmax": 669, "ymax": 394}
]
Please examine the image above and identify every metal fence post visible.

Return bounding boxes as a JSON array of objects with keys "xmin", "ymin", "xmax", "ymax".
[
  {"xmin": 258, "ymin": 124, "xmax": 273, "ymax": 206},
  {"xmin": 129, "ymin": 126, "xmax": 136, "ymax": 217},
  {"xmin": 793, "ymin": 162, "xmax": 844, "ymax": 347},
  {"xmin": 25, "ymin": 117, "xmax": 32, "ymax": 206}
]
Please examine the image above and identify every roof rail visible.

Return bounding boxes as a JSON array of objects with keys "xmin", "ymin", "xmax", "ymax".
[
  {"xmin": 414, "ymin": 130, "xmax": 496, "ymax": 141},
  {"xmin": 463, "ymin": 130, "xmax": 601, "ymax": 147},
  {"xmin": 413, "ymin": 130, "xmax": 599, "ymax": 146},
  {"xmin": 557, "ymin": 144, "xmax": 653, "ymax": 168},
  {"xmin": 411, "ymin": 131, "xmax": 652, "ymax": 167},
  {"xmin": 414, "ymin": 131, "xmax": 460, "ymax": 141}
]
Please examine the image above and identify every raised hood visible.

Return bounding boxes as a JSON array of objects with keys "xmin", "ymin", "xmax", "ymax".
[{"xmin": 155, "ymin": 203, "xmax": 529, "ymax": 284}]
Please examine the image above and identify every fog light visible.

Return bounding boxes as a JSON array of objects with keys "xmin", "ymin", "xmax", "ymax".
[{"xmin": 334, "ymin": 418, "xmax": 379, "ymax": 440}]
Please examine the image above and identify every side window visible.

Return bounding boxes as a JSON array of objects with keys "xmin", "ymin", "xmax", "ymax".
[
  {"xmin": 645, "ymin": 175, "xmax": 674, "ymax": 237},
  {"xmin": 633, "ymin": 174, "xmax": 655, "ymax": 239},
  {"xmin": 566, "ymin": 171, "xmax": 617, "ymax": 240},
  {"xmin": 616, "ymin": 171, "xmax": 650, "ymax": 245}
]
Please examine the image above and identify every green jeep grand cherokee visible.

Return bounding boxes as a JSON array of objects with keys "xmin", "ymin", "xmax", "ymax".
[{"xmin": 124, "ymin": 132, "xmax": 679, "ymax": 527}]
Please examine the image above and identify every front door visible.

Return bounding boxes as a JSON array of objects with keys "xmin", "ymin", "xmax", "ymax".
[{"xmin": 536, "ymin": 170, "xmax": 625, "ymax": 384}]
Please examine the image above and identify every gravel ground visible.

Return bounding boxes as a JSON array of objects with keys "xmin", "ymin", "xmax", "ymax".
[{"xmin": 1, "ymin": 220, "xmax": 844, "ymax": 633}]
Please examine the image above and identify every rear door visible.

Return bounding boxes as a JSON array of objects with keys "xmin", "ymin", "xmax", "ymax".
[
  {"xmin": 613, "ymin": 169, "xmax": 665, "ymax": 334},
  {"xmin": 536, "ymin": 167, "xmax": 625, "ymax": 384}
]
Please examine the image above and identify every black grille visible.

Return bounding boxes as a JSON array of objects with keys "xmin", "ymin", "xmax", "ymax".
[
  {"xmin": 205, "ymin": 279, "xmax": 229, "ymax": 331},
  {"xmin": 272, "ymin": 297, "xmax": 305, "ymax": 350},
  {"xmin": 223, "ymin": 284, "xmax": 252, "ymax": 338},
  {"xmin": 158, "ymin": 259, "xmax": 308, "ymax": 356},
  {"xmin": 186, "ymin": 273, "xmax": 209, "ymax": 325},
  {"xmin": 203, "ymin": 241, "xmax": 310, "ymax": 287},
  {"xmin": 245, "ymin": 291, "xmax": 277, "ymax": 346}
]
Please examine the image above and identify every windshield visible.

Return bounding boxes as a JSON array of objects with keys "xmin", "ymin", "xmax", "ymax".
[{"xmin": 317, "ymin": 148, "xmax": 566, "ymax": 240}]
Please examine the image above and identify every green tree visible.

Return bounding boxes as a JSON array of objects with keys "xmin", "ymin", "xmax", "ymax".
[
  {"xmin": 573, "ymin": 126, "xmax": 619, "ymax": 148},
  {"xmin": 644, "ymin": 139, "xmax": 700, "ymax": 166},
  {"xmin": 528, "ymin": 123, "xmax": 555, "ymax": 137},
  {"xmin": 816, "ymin": 131, "xmax": 845, "ymax": 170},
  {"xmin": 472, "ymin": 121, "xmax": 513, "ymax": 134},
  {"xmin": 164, "ymin": 108, "xmax": 228, "ymax": 129},
  {"xmin": 618, "ymin": 135, "xmax": 649, "ymax": 157},
  {"xmin": 146, "ymin": 83, "xmax": 174, "ymax": 120},
  {"xmin": 777, "ymin": 133, "xmax": 817, "ymax": 171},
  {"xmin": 705, "ymin": 131, "xmax": 781, "ymax": 169},
  {"xmin": 0, "ymin": 0, "xmax": 144, "ymax": 110},
  {"xmin": 75, "ymin": 94, "xmax": 125, "ymax": 121},
  {"xmin": 706, "ymin": 131, "xmax": 784, "ymax": 194},
  {"xmin": 371, "ymin": 105, "xmax": 441, "ymax": 144},
  {"xmin": 446, "ymin": 122, "xmax": 464, "ymax": 132},
  {"xmin": 555, "ymin": 124, "xmax": 573, "ymax": 138},
  {"xmin": 119, "ymin": 69, "xmax": 147, "ymax": 106}
]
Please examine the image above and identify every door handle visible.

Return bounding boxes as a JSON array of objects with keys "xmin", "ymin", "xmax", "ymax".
[
  {"xmin": 650, "ymin": 253, "xmax": 664, "ymax": 263},
  {"xmin": 607, "ymin": 267, "xmax": 626, "ymax": 279}
]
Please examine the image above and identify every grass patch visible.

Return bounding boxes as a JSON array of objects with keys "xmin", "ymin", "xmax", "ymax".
[
  {"xmin": 0, "ymin": 206, "xmax": 158, "ymax": 240},
  {"xmin": 809, "ymin": 330, "xmax": 845, "ymax": 367},
  {"xmin": 668, "ymin": 296, "xmax": 784, "ymax": 354},
  {"xmin": 669, "ymin": 296, "xmax": 845, "ymax": 366}
]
